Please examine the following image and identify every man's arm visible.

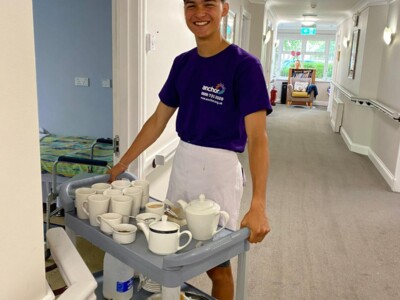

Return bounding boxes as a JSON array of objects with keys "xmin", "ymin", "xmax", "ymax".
[
  {"xmin": 240, "ymin": 110, "xmax": 271, "ymax": 243},
  {"xmin": 107, "ymin": 101, "xmax": 177, "ymax": 181}
]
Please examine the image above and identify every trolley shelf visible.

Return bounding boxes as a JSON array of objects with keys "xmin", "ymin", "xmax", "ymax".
[{"xmin": 60, "ymin": 174, "xmax": 250, "ymax": 299}]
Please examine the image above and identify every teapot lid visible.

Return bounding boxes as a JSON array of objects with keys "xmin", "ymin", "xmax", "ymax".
[
  {"xmin": 150, "ymin": 215, "xmax": 178, "ymax": 233},
  {"xmin": 186, "ymin": 194, "xmax": 219, "ymax": 214}
]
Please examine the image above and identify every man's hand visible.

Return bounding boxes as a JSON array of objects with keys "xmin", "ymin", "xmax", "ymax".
[
  {"xmin": 240, "ymin": 201, "xmax": 270, "ymax": 243},
  {"xmin": 106, "ymin": 163, "xmax": 126, "ymax": 183}
]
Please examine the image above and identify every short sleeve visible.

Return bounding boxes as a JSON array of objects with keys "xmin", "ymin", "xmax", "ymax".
[
  {"xmin": 235, "ymin": 58, "xmax": 272, "ymax": 116},
  {"xmin": 159, "ymin": 57, "xmax": 180, "ymax": 108}
]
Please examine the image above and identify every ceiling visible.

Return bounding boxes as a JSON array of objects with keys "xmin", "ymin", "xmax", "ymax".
[{"xmin": 265, "ymin": 0, "xmax": 383, "ymax": 31}]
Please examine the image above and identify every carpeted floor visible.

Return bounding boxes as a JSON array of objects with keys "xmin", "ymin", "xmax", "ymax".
[
  {"xmin": 46, "ymin": 104, "xmax": 400, "ymax": 299},
  {"xmin": 188, "ymin": 104, "xmax": 400, "ymax": 299}
]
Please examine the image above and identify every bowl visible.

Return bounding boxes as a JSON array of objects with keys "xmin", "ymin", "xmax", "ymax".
[
  {"xmin": 135, "ymin": 212, "xmax": 161, "ymax": 227},
  {"xmin": 112, "ymin": 224, "xmax": 137, "ymax": 244}
]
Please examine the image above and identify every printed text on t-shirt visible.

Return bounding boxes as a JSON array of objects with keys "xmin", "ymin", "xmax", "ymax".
[{"xmin": 200, "ymin": 83, "xmax": 225, "ymax": 105}]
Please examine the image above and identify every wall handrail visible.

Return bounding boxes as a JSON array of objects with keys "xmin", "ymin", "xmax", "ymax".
[{"xmin": 331, "ymin": 81, "xmax": 400, "ymax": 122}]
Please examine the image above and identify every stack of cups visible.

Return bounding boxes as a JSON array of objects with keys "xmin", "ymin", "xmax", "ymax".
[
  {"xmin": 132, "ymin": 180, "xmax": 150, "ymax": 209},
  {"xmin": 75, "ymin": 188, "xmax": 96, "ymax": 219},
  {"xmin": 103, "ymin": 189, "xmax": 123, "ymax": 198},
  {"xmin": 91, "ymin": 183, "xmax": 112, "ymax": 194},
  {"xmin": 110, "ymin": 195, "xmax": 133, "ymax": 223},
  {"xmin": 122, "ymin": 186, "xmax": 143, "ymax": 217},
  {"xmin": 111, "ymin": 179, "xmax": 131, "ymax": 191},
  {"xmin": 82, "ymin": 194, "xmax": 111, "ymax": 227}
]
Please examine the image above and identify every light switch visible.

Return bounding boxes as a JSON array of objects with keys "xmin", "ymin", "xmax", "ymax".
[
  {"xmin": 146, "ymin": 33, "xmax": 156, "ymax": 52},
  {"xmin": 75, "ymin": 77, "xmax": 89, "ymax": 87}
]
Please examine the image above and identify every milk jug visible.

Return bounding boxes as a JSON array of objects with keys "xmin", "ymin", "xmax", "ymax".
[{"xmin": 103, "ymin": 253, "xmax": 134, "ymax": 300}]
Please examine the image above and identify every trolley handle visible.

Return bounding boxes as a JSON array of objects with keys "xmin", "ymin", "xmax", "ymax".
[
  {"xmin": 162, "ymin": 228, "xmax": 250, "ymax": 269},
  {"xmin": 57, "ymin": 156, "xmax": 109, "ymax": 167},
  {"xmin": 96, "ymin": 138, "xmax": 113, "ymax": 145}
]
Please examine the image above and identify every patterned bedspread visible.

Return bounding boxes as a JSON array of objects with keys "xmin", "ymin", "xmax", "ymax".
[{"xmin": 40, "ymin": 134, "xmax": 114, "ymax": 177}]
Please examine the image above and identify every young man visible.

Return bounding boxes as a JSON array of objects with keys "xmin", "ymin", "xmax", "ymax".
[{"xmin": 108, "ymin": 0, "xmax": 272, "ymax": 298}]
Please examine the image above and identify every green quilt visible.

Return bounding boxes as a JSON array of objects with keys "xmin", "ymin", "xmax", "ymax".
[{"xmin": 40, "ymin": 135, "xmax": 114, "ymax": 177}]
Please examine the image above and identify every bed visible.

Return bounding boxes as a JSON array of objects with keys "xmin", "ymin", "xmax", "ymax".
[{"xmin": 40, "ymin": 129, "xmax": 114, "ymax": 204}]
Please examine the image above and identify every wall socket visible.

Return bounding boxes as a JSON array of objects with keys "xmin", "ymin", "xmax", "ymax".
[
  {"xmin": 75, "ymin": 77, "xmax": 89, "ymax": 87},
  {"xmin": 102, "ymin": 79, "xmax": 112, "ymax": 88}
]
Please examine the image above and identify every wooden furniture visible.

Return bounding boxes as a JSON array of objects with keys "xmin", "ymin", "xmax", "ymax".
[{"xmin": 287, "ymin": 68, "xmax": 316, "ymax": 108}]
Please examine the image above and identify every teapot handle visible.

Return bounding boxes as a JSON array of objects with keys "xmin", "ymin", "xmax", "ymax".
[
  {"xmin": 213, "ymin": 211, "xmax": 230, "ymax": 235},
  {"xmin": 177, "ymin": 230, "xmax": 192, "ymax": 251}
]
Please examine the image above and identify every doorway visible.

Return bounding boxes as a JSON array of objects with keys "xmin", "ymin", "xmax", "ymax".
[
  {"xmin": 240, "ymin": 7, "xmax": 251, "ymax": 52},
  {"xmin": 32, "ymin": 0, "xmax": 113, "ymax": 139}
]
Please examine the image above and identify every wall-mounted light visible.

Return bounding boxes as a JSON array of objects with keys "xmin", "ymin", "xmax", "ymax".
[
  {"xmin": 383, "ymin": 27, "xmax": 393, "ymax": 45},
  {"xmin": 342, "ymin": 37, "xmax": 350, "ymax": 48},
  {"xmin": 383, "ymin": 0, "xmax": 393, "ymax": 46},
  {"xmin": 263, "ymin": 29, "xmax": 272, "ymax": 44}
]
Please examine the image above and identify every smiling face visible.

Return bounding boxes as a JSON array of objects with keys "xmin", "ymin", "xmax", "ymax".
[{"xmin": 183, "ymin": 0, "xmax": 229, "ymax": 41}]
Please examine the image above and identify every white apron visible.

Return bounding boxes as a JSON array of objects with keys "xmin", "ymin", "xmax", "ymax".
[{"xmin": 166, "ymin": 141, "xmax": 243, "ymax": 230}]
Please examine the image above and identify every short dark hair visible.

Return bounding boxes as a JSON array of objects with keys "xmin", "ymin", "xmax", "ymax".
[{"xmin": 184, "ymin": 0, "xmax": 226, "ymax": 3}]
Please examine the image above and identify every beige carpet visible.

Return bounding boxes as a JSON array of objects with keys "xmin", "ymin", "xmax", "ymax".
[
  {"xmin": 46, "ymin": 104, "xmax": 400, "ymax": 299},
  {"xmin": 189, "ymin": 104, "xmax": 400, "ymax": 299}
]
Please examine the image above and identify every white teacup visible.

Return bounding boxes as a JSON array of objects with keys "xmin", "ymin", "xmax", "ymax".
[
  {"xmin": 96, "ymin": 212, "xmax": 122, "ymax": 235},
  {"xmin": 82, "ymin": 194, "xmax": 110, "ymax": 226},
  {"xmin": 91, "ymin": 182, "xmax": 111, "ymax": 194},
  {"xmin": 111, "ymin": 180, "xmax": 131, "ymax": 190},
  {"xmin": 145, "ymin": 202, "xmax": 165, "ymax": 216},
  {"xmin": 75, "ymin": 188, "xmax": 96, "ymax": 219},
  {"xmin": 123, "ymin": 186, "xmax": 143, "ymax": 217},
  {"xmin": 110, "ymin": 195, "xmax": 133, "ymax": 223}
]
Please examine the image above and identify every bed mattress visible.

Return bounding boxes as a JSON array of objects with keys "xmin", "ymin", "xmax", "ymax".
[{"xmin": 40, "ymin": 134, "xmax": 114, "ymax": 177}]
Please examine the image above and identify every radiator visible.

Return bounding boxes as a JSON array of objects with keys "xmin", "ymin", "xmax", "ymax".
[{"xmin": 330, "ymin": 97, "xmax": 344, "ymax": 132}]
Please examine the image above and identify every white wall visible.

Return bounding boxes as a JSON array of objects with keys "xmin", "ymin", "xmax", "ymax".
[
  {"xmin": 335, "ymin": 1, "xmax": 400, "ymax": 192},
  {"xmin": 143, "ymin": 0, "xmax": 195, "ymax": 199},
  {"xmin": 0, "ymin": 1, "xmax": 49, "ymax": 299}
]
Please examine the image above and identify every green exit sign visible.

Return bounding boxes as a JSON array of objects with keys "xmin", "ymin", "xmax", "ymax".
[{"xmin": 301, "ymin": 27, "xmax": 317, "ymax": 35}]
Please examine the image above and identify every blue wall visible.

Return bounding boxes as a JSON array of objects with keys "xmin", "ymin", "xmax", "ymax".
[{"xmin": 33, "ymin": 0, "xmax": 112, "ymax": 138}]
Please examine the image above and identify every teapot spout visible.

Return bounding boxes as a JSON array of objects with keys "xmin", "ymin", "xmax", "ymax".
[
  {"xmin": 177, "ymin": 199, "xmax": 188, "ymax": 209},
  {"xmin": 137, "ymin": 222, "xmax": 150, "ymax": 242}
]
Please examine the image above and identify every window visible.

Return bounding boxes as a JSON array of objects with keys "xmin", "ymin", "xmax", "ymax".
[{"xmin": 274, "ymin": 34, "xmax": 336, "ymax": 80}]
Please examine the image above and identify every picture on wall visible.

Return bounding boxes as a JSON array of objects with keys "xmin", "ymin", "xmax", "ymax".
[
  {"xmin": 348, "ymin": 29, "xmax": 360, "ymax": 79},
  {"xmin": 220, "ymin": 10, "xmax": 236, "ymax": 43}
]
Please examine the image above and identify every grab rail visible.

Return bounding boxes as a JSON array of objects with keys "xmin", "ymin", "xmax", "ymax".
[{"xmin": 331, "ymin": 81, "xmax": 400, "ymax": 122}]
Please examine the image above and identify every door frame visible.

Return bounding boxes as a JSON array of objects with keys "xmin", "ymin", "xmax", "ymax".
[{"xmin": 112, "ymin": 0, "xmax": 146, "ymax": 178}]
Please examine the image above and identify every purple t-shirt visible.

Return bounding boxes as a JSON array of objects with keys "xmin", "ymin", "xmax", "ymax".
[{"xmin": 159, "ymin": 44, "xmax": 272, "ymax": 153}]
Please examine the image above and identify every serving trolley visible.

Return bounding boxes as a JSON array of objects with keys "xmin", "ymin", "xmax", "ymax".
[{"xmin": 59, "ymin": 173, "xmax": 250, "ymax": 300}]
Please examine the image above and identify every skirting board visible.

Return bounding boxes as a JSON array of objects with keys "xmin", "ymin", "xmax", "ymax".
[
  {"xmin": 340, "ymin": 127, "xmax": 369, "ymax": 155},
  {"xmin": 369, "ymin": 149, "xmax": 399, "ymax": 192},
  {"xmin": 341, "ymin": 127, "xmax": 399, "ymax": 192}
]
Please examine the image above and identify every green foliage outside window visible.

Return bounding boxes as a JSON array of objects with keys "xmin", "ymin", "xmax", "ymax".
[{"xmin": 278, "ymin": 38, "xmax": 336, "ymax": 80}]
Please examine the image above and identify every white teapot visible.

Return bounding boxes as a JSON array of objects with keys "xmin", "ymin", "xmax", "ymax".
[
  {"xmin": 177, "ymin": 194, "xmax": 229, "ymax": 241},
  {"xmin": 137, "ymin": 215, "xmax": 192, "ymax": 255}
]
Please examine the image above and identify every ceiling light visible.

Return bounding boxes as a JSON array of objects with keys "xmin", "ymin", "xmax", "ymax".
[
  {"xmin": 300, "ymin": 13, "xmax": 318, "ymax": 27},
  {"xmin": 383, "ymin": 27, "xmax": 392, "ymax": 45},
  {"xmin": 302, "ymin": 21, "xmax": 315, "ymax": 26}
]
